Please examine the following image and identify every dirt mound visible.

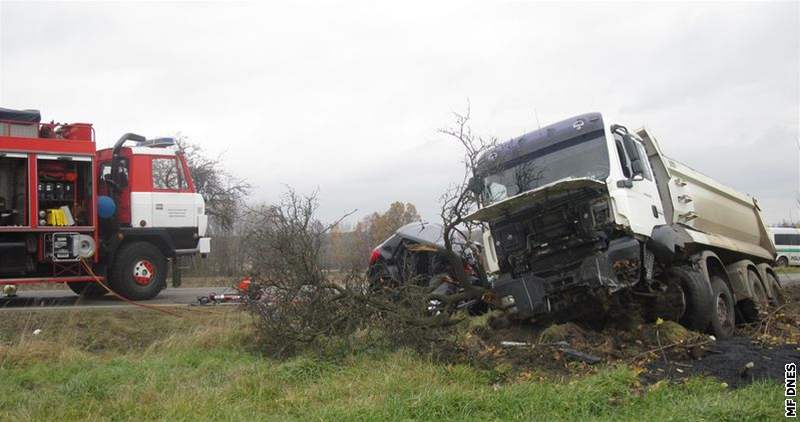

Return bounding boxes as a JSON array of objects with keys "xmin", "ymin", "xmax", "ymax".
[
  {"xmin": 459, "ymin": 285, "xmax": 800, "ymax": 386},
  {"xmin": 538, "ymin": 322, "xmax": 586, "ymax": 344}
]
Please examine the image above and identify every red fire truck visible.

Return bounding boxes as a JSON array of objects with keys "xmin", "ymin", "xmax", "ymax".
[{"xmin": 0, "ymin": 107, "xmax": 210, "ymax": 300}]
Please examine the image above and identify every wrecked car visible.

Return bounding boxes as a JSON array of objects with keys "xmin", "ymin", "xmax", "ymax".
[
  {"xmin": 469, "ymin": 112, "xmax": 783, "ymax": 337},
  {"xmin": 368, "ymin": 222, "xmax": 489, "ymax": 314}
]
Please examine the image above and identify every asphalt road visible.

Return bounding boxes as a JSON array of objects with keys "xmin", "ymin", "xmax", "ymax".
[
  {"xmin": 1, "ymin": 273, "xmax": 798, "ymax": 312},
  {"xmin": 0, "ymin": 287, "xmax": 234, "ymax": 311}
]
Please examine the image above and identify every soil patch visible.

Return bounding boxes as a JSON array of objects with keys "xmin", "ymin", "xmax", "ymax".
[
  {"xmin": 462, "ymin": 285, "xmax": 800, "ymax": 386},
  {"xmin": 644, "ymin": 337, "xmax": 799, "ymax": 388}
]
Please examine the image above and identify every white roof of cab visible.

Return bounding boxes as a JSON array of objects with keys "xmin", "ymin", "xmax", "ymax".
[{"xmin": 129, "ymin": 146, "xmax": 178, "ymax": 156}]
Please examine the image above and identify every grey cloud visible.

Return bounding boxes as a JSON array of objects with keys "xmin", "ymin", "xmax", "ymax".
[{"xmin": 1, "ymin": 1, "xmax": 797, "ymax": 225}]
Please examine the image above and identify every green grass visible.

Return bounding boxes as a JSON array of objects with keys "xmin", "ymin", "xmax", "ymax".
[
  {"xmin": 0, "ymin": 308, "xmax": 784, "ymax": 420},
  {"xmin": 776, "ymin": 266, "xmax": 800, "ymax": 274}
]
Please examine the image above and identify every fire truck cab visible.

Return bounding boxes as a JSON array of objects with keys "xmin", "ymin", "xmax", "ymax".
[{"xmin": 0, "ymin": 107, "xmax": 210, "ymax": 300}]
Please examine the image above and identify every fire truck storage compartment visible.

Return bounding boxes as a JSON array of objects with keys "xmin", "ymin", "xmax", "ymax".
[
  {"xmin": 0, "ymin": 153, "xmax": 28, "ymax": 226},
  {"xmin": 37, "ymin": 155, "xmax": 92, "ymax": 227},
  {"xmin": 0, "ymin": 107, "xmax": 41, "ymax": 139}
]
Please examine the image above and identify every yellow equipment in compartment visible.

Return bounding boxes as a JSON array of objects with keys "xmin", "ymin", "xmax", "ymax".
[{"xmin": 46, "ymin": 208, "xmax": 68, "ymax": 226}]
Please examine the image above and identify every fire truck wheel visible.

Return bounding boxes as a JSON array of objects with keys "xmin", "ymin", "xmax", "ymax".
[
  {"xmin": 110, "ymin": 242, "xmax": 167, "ymax": 300},
  {"xmin": 67, "ymin": 282, "xmax": 108, "ymax": 298}
]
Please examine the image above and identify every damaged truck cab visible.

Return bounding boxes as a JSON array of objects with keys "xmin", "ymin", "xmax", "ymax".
[{"xmin": 471, "ymin": 113, "xmax": 781, "ymax": 337}]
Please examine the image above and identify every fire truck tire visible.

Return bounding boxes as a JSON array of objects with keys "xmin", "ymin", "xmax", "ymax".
[
  {"xmin": 67, "ymin": 282, "xmax": 108, "ymax": 298},
  {"xmin": 110, "ymin": 242, "xmax": 167, "ymax": 300}
]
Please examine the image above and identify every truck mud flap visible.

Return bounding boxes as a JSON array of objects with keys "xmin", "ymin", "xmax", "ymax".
[{"xmin": 492, "ymin": 275, "xmax": 548, "ymax": 318}]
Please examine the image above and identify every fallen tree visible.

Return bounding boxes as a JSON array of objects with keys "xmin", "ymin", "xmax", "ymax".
[{"xmin": 241, "ymin": 189, "xmax": 467, "ymax": 358}]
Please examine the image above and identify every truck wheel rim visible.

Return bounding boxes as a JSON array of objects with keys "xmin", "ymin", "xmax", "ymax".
[{"xmin": 133, "ymin": 260, "xmax": 155, "ymax": 285}]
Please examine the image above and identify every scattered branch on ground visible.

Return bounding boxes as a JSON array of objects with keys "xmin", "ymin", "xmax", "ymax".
[{"xmin": 241, "ymin": 188, "xmax": 466, "ymax": 358}]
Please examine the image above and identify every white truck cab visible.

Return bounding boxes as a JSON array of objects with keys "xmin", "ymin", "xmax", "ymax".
[{"xmin": 470, "ymin": 112, "xmax": 781, "ymax": 338}]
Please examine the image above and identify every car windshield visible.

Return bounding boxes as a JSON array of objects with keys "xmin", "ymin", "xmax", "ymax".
[{"xmin": 482, "ymin": 135, "xmax": 609, "ymax": 205}]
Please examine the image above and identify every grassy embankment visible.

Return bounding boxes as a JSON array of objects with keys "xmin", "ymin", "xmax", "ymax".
[{"xmin": 0, "ymin": 307, "xmax": 783, "ymax": 420}]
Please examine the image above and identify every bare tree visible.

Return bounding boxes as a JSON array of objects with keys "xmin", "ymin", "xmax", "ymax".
[
  {"xmin": 435, "ymin": 102, "xmax": 497, "ymax": 304},
  {"xmin": 175, "ymin": 134, "xmax": 250, "ymax": 233},
  {"xmin": 437, "ymin": 102, "xmax": 497, "ymax": 250}
]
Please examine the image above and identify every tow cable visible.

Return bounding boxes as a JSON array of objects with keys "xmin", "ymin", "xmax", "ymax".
[{"xmin": 80, "ymin": 259, "xmax": 184, "ymax": 317}]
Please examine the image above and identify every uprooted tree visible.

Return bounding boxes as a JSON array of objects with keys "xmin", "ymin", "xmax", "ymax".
[
  {"xmin": 241, "ymin": 104, "xmax": 497, "ymax": 358},
  {"xmin": 242, "ymin": 189, "xmax": 461, "ymax": 357},
  {"xmin": 434, "ymin": 102, "xmax": 497, "ymax": 309}
]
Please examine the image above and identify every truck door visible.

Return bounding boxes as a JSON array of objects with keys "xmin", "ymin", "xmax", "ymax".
[
  {"xmin": 611, "ymin": 125, "xmax": 666, "ymax": 235},
  {"xmin": 148, "ymin": 156, "xmax": 196, "ymax": 228},
  {"xmin": 99, "ymin": 158, "xmax": 132, "ymax": 225}
]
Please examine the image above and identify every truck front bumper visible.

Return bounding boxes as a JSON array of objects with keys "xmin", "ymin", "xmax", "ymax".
[
  {"xmin": 174, "ymin": 237, "xmax": 211, "ymax": 256},
  {"xmin": 490, "ymin": 237, "xmax": 640, "ymax": 319}
]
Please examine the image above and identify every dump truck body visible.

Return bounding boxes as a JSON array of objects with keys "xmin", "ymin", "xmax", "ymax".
[
  {"xmin": 471, "ymin": 113, "xmax": 781, "ymax": 336},
  {"xmin": 636, "ymin": 129, "xmax": 775, "ymax": 262}
]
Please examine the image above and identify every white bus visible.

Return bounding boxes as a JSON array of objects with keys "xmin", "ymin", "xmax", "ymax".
[{"xmin": 769, "ymin": 227, "xmax": 800, "ymax": 267}]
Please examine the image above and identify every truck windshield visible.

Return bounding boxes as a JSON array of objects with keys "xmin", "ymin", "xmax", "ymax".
[{"xmin": 481, "ymin": 134, "xmax": 609, "ymax": 205}]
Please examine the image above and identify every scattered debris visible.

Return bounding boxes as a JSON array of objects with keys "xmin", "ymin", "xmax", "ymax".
[
  {"xmin": 555, "ymin": 342, "xmax": 602, "ymax": 364},
  {"xmin": 196, "ymin": 292, "xmax": 244, "ymax": 305},
  {"xmin": 500, "ymin": 341, "xmax": 531, "ymax": 348},
  {"xmin": 195, "ymin": 277, "xmax": 258, "ymax": 305}
]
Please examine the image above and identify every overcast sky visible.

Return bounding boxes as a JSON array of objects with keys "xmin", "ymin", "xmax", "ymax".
[{"xmin": 1, "ymin": 1, "xmax": 798, "ymax": 225}]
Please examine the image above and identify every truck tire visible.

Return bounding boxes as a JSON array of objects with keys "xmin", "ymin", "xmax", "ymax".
[
  {"xmin": 109, "ymin": 242, "xmax": 167, "ymax": 300},
  {"xmin": 766, "ymin": 272, "xmax": 785, "ymax": 306},
  {"xmin": 668, "ymin": 266, "xmax": 713, "ymax": 331},
  {"xmin": 67, "ymin": 281, "xmax": 108, "ymax": 298},
  {"xmin": 708, "ymin": 276, "xmax": 735, "ymax": 338},
  {"xmin": 777, "ymin": 256, "xmax": 789, "ymax": 268},
  {"xmin": 740, "ymin": 269, "xmax": 769, "ymax": 322}
]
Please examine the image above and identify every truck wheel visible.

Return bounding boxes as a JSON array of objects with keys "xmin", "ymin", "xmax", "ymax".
[
  {"xmin": 67, "ymin": 282, "xmax": 108, "ymax": 298},
  {"xmin": 668, "ymin": 266, "xmax": 713, "ymax": 331},
  {"xmin": 709, "ymin": 276, "xmax": 735, "ymax": 338},
  {"xmin": 776, "ymin": 256, "xmax": 789, "ymax": 268},
  {"xmin": 766, "ymin": 272, "xmax": 785, "ymax": 306},
  {"xmin": 740, "ymin": 269, "xmax": 769, "ymax": 322},
  {"xmin": 109, "ymin": 242, "xmax": 167, "ymax": 300}
]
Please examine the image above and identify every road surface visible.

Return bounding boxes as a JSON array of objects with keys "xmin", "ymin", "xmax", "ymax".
[
  {"xmin": 1, "ymin": 273, "xmax": 798, "ymax": 312},
  {"xmin": 0, "ymin": 287, "xmax": 235, "ymax": 311}
]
